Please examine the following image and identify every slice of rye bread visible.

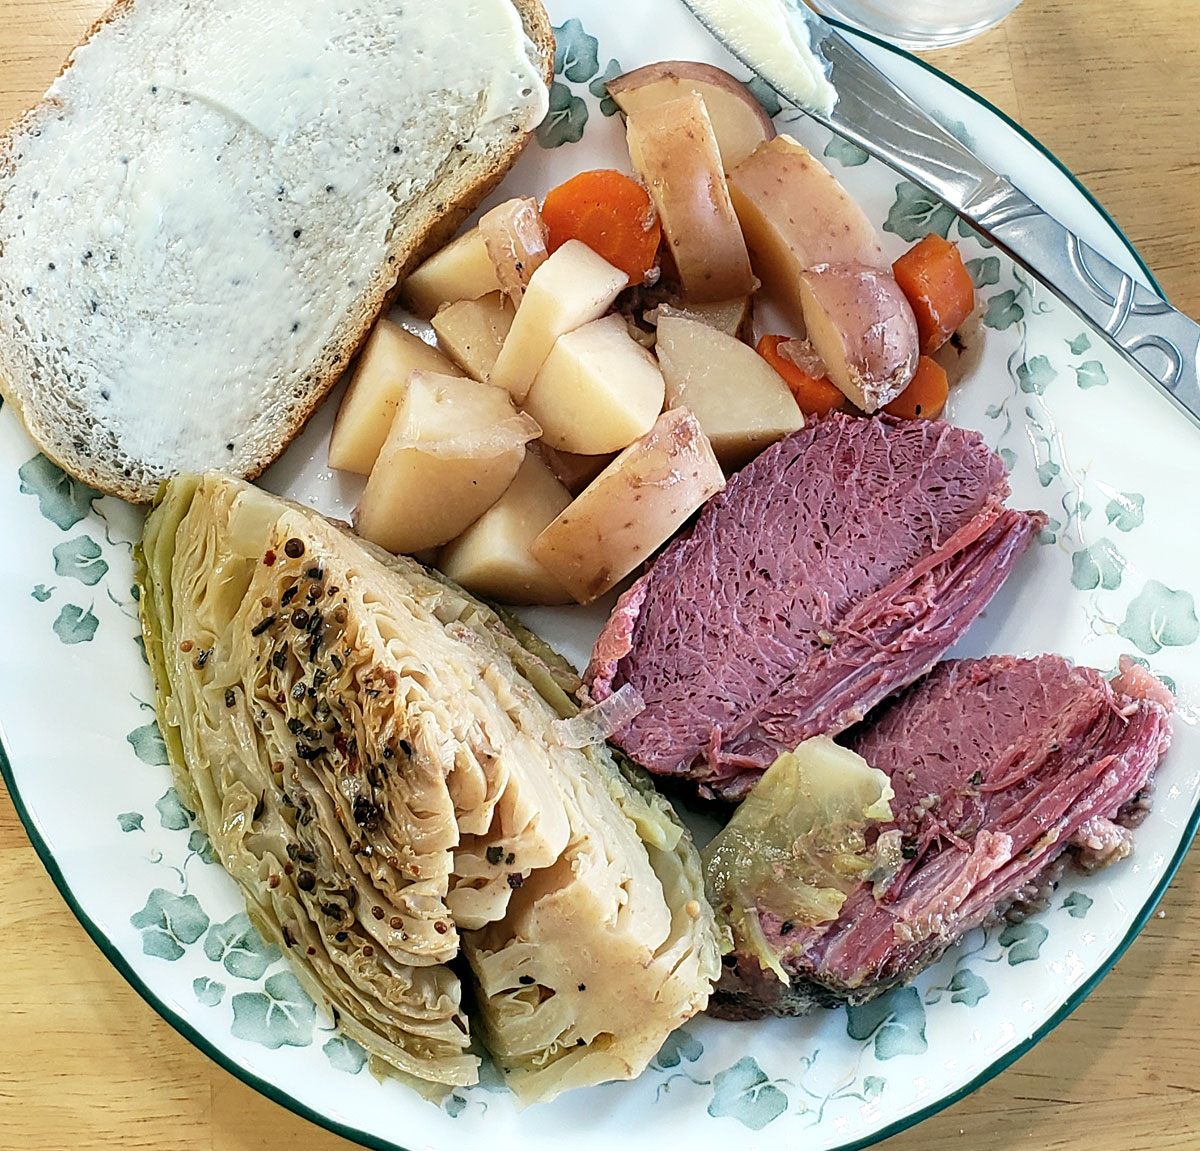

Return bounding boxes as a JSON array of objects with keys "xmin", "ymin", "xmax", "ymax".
[{"xmin": 0, "ymin": 0, "xmax": 554, "ymax": 503}]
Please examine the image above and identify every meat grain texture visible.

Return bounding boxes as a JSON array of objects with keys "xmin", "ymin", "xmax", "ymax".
[
  {"xmin": 711, "ymin": 654, "xmax": 1173, "ymax": 1018},
  {"xmin": 586, "ymin": 413, "xmax": 1046, "ymax": 800}
]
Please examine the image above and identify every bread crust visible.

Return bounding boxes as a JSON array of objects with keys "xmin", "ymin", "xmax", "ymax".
[{"xmin": 0, "ymin": 0, "xmax": 555, "ymax": 503}]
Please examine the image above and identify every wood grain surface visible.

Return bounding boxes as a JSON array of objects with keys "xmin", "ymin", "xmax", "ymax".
[{"xmin": 2, "ymin": 1, "xmax": 1198, "ymax": 1148}]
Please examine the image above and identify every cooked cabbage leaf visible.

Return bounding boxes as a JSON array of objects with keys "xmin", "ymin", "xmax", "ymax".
[
  {"xmin": 136, "ymin": 473, "xmax": 718, "ymax": 1100},
  {"xmin": 702, "ymin": 736, "xmax": 895, "ymax": 984}
]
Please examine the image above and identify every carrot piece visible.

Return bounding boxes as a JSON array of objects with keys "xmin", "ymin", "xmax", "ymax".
[
  {"xmin": 892, "ymin": 233, "xmax": 976, "ymax": 355},
  {"xmin": 755, "ymin": 334, "xmax": 847, "ymax": 416},
  {"xmin": 883, "ymin": 355, "xmax": 949, "ymax": 420},
  {"xmin": 540, "ymin": 169, "xmax": 662, "ymax": 285}
]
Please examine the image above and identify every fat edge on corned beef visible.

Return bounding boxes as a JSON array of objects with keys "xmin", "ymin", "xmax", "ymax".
[
  {"xmin": 710, "ymin": 654, "xmax": 1174, "ymax": 1020},
  {"xmin": 585, "ymin": 412, "xmax": 1047, "ymax": 800}
]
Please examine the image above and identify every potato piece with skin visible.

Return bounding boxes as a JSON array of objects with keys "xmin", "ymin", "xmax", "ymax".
[
  {"xmin": 328, "ymin": 319, "xmax": 462, "ymax": 475},
  {"xmin": 655, "ymin": 313, "xmax": 804, "ymax": 470},
  {"xmin": 799, "ymin": 263, "xmax": 919, "ymax": 413},
  {"xmin": 530, "ymin": 407, "xmax": 725, "ymax": 603},
  {"xmin": 625, "ymin": 92, "xmax": 755, "ymax": 303},
  {"xmin": 729, "ymin": 134, "xmax": 887, "ymax": 325},
  {"xmin": 478, "ymin": 196, "xmax": 549, "ymax": 306},
  {"xmin": 438, "ymin": 453, "xmax": 574, "ymax": 605},
  {"xmin": 489, "ymin": 239, "xmax": 629, "ymax": 402},
  {"xmin": 431, "ymin": 292, "xmax": 515, "ymax": 381},
  {"xmin": 523, "ymin": 314, "xmax": 665, "ymax": 455},
  {"xmin": 354, "ymin": 371, "xmax": 540, "ymax": 555},
  {"xmin": 401, "ymin": 227, "xmax": 501, "ymax": 319},
  {"xmin": 606, "ymin": 61, "xmax": 775, "ymax": 173}
]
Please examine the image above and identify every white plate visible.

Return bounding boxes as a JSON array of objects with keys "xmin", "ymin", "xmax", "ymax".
[{"xmin": 2, "ymin": 3, "xmax": 1199, "ymax": 1149}]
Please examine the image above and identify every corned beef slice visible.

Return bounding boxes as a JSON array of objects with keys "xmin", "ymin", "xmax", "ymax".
[
  {"xmin": 711, "ymin": 655, "xmax": 1173, "ymax": 1019},
  {"xmin": 586, "ymin": 413, "xmax": 1046, "ymax": 799}
]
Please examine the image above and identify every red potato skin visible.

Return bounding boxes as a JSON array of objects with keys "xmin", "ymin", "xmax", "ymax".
[
  {"xmin": 606, "ymin": 60, "xmax": 775, "ymax": 171},
  {"xmin": 624, "ymin": 92, "xmax": 756, "ymax": 303},
  {"xmin": 727, "ymin": 136, "xmax": 889, "ymax": 327},
  {"xmin": 799, "ymin": 263, "xmax": 919, "ymax": 413}
]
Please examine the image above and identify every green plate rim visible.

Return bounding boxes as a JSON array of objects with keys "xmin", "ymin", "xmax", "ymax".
[
  {"xmin": 810, "ymin": 23, "xmax": 1176, "ymax": 1145},
  {"xmin": 0, "ymin": 738, "xmax": 414, "ymax": 1151},
  {"xmin": 0, "ymin": 24, "xmax": 1183, "ymax": 1151}
]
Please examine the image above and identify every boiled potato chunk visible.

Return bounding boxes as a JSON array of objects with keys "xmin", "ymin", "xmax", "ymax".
[
  {"xmin": 438, "ymin": 453, "xmax": 574, "ymax": 605},
  {"xmin": 401, "ymin": 227, "xmax": 501, "ymax": 318},
  {"xmin": 431, "ymin": 292, "xmax": 515, "ymax": 381},
  {"xmin": 488, "ymin": 239, "xmax": 628, "ymax": 402},
  {"xmin": 729, "ymin": 135, "xmax": 887, "ymax": 324},
  {"xmin": 522, "ymin": 314, "xmax": 665, "ymax": 455},
  {"xmin": 652, "ymin": 298, "xmax": 749, "ymax": 339},
  {"xmin": 655, "ymin": 313, "xmax": 804, "ymax": 470},
  {"xmin": 625, "ymin": 92, "xmax": 755, "ymax": 303},
  {"xmin": 530, "ymin": 407, "xmax": 725, "ymax": 603},
  {"xmin": 355, "ymin": 371, "xmax": 540, "ymax": 554},
  {"xmin": 328, "ymin": 319, "xmax": 462, "ymax": 475},
  {"xmin": 606, "ymin": 61, "xmax": 775, "ymax": 172},
  {"xmin": 799, "ymin": 264, "xmax": 919, "ymax": 413}
]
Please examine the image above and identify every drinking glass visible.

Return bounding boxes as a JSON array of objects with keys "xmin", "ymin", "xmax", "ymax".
[{"xmin": 808, "ymin": 0, "xmax": 1025, "ymax": 50}]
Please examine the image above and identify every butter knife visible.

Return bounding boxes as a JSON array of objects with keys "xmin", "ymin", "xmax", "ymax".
[{"xmin": 679, "ymin": 0, "xmax": 1200, "ymax": 425}]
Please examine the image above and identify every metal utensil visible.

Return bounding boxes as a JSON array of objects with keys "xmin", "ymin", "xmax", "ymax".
[{"xmin": 679, "ymin": 0, "xmax": 1200, "ymax": 424}]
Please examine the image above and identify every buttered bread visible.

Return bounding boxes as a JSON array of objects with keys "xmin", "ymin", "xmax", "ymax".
[{"xmin": 0, "ymin": 0, "xmax": 553, "ymax": 502}]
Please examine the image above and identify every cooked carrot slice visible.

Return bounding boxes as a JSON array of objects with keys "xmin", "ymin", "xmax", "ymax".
[
  {"xmin": 755, "ymin": 334, "xmax": 847, "ymax": 416},
  {"xmin": 884, "ymin": 354, "xmax": 949, "ymax": 420},
  {"xmin": 892, "ymin": 233, "xmax": 976, "ymax": 355},
  {"xmin": 540, "ymin": 169, "xmax": 661, "ymax": 285}
]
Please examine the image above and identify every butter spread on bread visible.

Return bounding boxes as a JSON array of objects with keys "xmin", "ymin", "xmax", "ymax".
[{"xmin": 0, "ymin": 0, "xmax": 553, "ymax": 502}]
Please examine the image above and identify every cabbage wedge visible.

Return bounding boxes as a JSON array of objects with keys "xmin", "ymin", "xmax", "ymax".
[{"xmin": 136, "ymin": 474, "xmax": 718, "ymax": 1101}]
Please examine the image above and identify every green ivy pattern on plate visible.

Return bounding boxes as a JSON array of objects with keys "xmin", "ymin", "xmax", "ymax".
[
  {"xmin": 536, "ymin": 18, "xmax": 622, "ymax": 148},
  {"xmin": 3, "ymin": 3, "xmax": 1200, "ymax": 1149},
  {"xmin": 114, "ymin": 770, "xmax": 377, "ymax": 1059},
  {"xmin": 113, "ymin": 794, "xmax": 380, "ymax": 1060},
  {"xmin": 888, "ymin": 186, "xmax": 1197, "ymax": 677},
  {"xmin": 19, "ymin": 430, "xmax": 1117, "ymax": 1128},
  {"xmin": 8, "ymin": 453, "xmax": 374, "ymax": 1060}
]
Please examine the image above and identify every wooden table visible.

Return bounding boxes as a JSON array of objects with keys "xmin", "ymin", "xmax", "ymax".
[{"xmin": 2, "ymin": 2, "xmax": 1197, "ymax": 1148}]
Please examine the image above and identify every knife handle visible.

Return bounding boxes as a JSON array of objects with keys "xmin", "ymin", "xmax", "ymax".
[{"xmin": 966, "ymin": 177, "xmax": 1200, "ymax": 421}]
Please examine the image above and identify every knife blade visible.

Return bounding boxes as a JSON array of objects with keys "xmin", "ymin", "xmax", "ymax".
[{"xmin": 679, "ymin": 0, "xmax": 1200, "ymax": 425}]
